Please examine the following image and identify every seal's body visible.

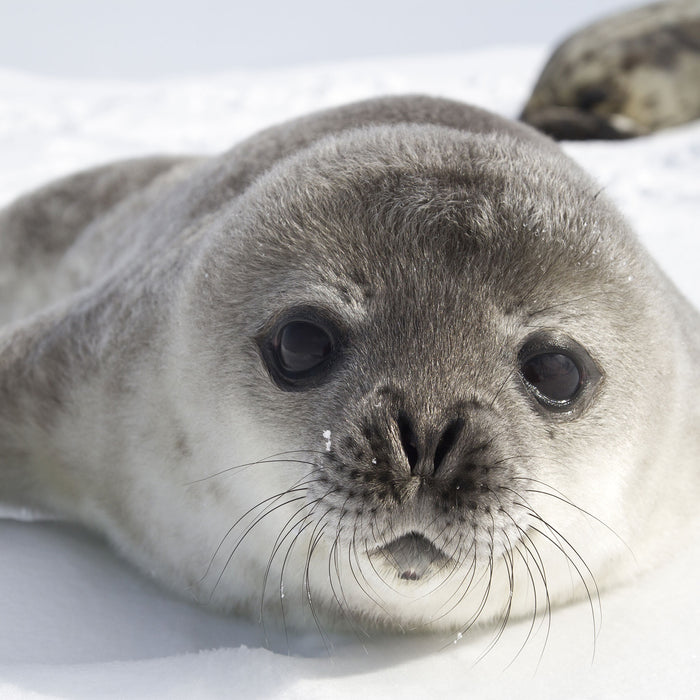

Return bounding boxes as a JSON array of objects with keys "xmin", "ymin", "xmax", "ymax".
[
  {"xmin": 1, "ymin": 96, "xmax": 699, "ymax": 634},
  {"xmin": 521, "ymin": 0, "xmax": 700, "ymax": 139}
]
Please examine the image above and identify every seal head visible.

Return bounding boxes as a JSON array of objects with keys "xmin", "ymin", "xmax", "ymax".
[{"xmin": 2, "ymin": 96, "xmax": 700, "ymax": 635}]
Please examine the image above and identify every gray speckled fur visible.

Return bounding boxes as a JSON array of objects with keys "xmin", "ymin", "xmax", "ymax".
[
  {"xmin": 1, "ymin": 95, "xmax": 699, "ymax": 631},
  {"xmin": 521, "ymin": 0, "xmax": 700, "ymax": 139},
  {"xmin": 0, "ymin": 95, "xmax": 555, "ymax": 493}
]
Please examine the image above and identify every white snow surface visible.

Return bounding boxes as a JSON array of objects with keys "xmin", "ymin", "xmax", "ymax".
[{"xmin": 1, "ymin": 48, "xmax": 699, "ymax": 699}]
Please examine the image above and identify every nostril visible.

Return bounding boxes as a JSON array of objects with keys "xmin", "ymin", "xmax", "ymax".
[
  {"xmin": 434, "ymin": 419, "xmax": 463, "ymax": 472},
  {"xmin": 397, "ymin": 412, "xmax": 419, "ymax": 471}
]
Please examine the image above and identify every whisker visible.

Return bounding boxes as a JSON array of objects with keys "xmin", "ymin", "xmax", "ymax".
[
  {"xmin": 459, "ymin": 536, "xmax": 497, "ymax": 654},
  {"xmin": 440, "ymin": 526, "xmax": 497, "ymax": 649},
  {"xmin": 259, "ymin": 495, "xmax": 330, "ymax": 644},
  {"xmin": 209, "ymin": 477, "xmax": 326, "ymax": 597},
  {"xmin": 276, "ymin": 517, "xmax": 318, "ymax": 653},
  {"xmin": 428, "ymin": 540, "xmax": 484, "ymax": 629},
  {"xmin": 476, "ymin": 548, "xmax": 516, "ymax": 664},
  {"xmin": 272, "ymin": 484, "xmax": 336, "ymax": 652},
  {"xmin": 529, "ymin": 512, "xmax": 602, "ymax": 619},
  {"xmin": 472, "ymin": 511, "xmax": 516, "ymax": 663},
  {"xmin": 327, "ymin": 531, "xmax": 372, "ymax": 643},
  {"xmin": 517, "ymin": 480, "xmax": 633, "ymax": 557},
  {"xmin": 348, "ymin": 524, "xmax": 397, "ymax": 626},
  {"xmin": 303, "ymin": 518, "xmax": 334, "ymax": 655},
  {"xmin": 199, "ymin": 483, "xmax": 312, "ymax": 586},
  {"xmin": 405, "ymin": 527, "xmax": 471, "ymax": 618},
  {"xmin": 510, "ymin": 518, "xmax": 553, "ymax": 666},
  {"xmin": 186, "ymin": 451, "xmax": 323, "ymax": 485},
  {"xmin": 483, "ymin": 485, "xmax": 549, "ymax": 666},
  {"xmin": 528, "ymin": 518, "xmax": 600, "ymax": 663},
  {"xmin": 209, "ymin": 493, "xmax": 310, "ymax": 600},
  {"xmin": 505, "ymin": 542, "xmax": 543, "ymax": 669}
]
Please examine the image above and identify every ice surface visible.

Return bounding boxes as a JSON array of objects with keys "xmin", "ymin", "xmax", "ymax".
[{"xmin": 1, "ymin": 48, "xmax": 699, "ymax": 699}]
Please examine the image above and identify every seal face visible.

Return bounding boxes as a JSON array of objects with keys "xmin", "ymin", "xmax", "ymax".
[
  {"xmin": 521, "ymin": 0, "xmax": 700, "ymax": 139},
  {"xmin": 1, "ymin": 95, "xmax": 700, "ymax": 637}
]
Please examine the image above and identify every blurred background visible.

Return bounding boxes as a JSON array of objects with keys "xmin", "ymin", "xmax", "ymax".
[{"xmin": 1, "ymin": 0, "xmax": 636, "ymax": 78}]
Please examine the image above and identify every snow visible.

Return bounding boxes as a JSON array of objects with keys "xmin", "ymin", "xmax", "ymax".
[{"xmin": 1, "ymin": 47, "xmax": 700, "ymax": 698}]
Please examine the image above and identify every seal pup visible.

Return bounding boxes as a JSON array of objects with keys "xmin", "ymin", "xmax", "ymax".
[
  {"xmin": 521, "ymin": 0, "xmax": 700, "ymax": 139},
  {"xmin": 1, "ymin": 95, "xmax": 699, "ymax": 639}
]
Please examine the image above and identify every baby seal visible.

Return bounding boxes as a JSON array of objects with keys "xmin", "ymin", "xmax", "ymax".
[
  {"xmin": 521, "ymin": 0, "xmax": 700, "ymax": 139},
  {"xmin": 1, "ymin": 95, "xmax": 700, "ymax": 638}
]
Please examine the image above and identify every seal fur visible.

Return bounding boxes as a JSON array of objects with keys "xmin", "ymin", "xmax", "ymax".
[
  {"xmin": 1, "ymin": 95, "xmax": 699, "ymax": 636},
  {"xmin": 521, "ymin": 0, "xmax": 700, "ymax": 139}
]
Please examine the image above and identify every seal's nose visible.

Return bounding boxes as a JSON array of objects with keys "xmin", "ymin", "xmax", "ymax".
[{"xmin": 396, "ymin": 412, "xmax": 463, "ymax": 476}]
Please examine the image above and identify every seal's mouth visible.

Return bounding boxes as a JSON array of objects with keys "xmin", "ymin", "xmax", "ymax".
[{"xmin": 374, "ymin": 532, "xmax": 450, "ymax": 581}]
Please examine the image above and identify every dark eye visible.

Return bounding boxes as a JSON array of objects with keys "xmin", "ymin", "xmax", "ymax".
[
  {"xmin": 521, "ymin": 352, "xmax": 582, "ymax": 404},
  {"xmin": 275, "ymin": 320, "xmax": 333, "ymax": 375},
  {"xmin": 518, "ymin": 334, "xmax": 602, "ymax": 418},
  {"xmin": 259, "ymin": 312, "xmax": 344, "ymax": 391}
]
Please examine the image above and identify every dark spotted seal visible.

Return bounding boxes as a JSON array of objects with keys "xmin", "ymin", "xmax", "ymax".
[{"xmin": 521, "ymin": 0, "xmax": 700, "ymax": 139}]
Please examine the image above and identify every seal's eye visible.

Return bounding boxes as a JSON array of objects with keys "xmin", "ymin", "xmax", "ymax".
[
  {"xmin": 521, "ymin": 352, "xmax": 582, "ymax": 404},
  {"xmin": 518, "ymin": 334, "xmax": 602, "ymax": 418},
  {"xmin": 275, "ymin": 320, "xmax": 333, "ymax": 376},
  {"xmin": 255, "ymin": 307, "xmax": 347, "ymax": 391},
  {"xmin": 258, "ymin": 309, "xmax": 343, "ymax": 391}
]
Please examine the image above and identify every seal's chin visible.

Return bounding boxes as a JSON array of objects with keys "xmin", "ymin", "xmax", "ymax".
[{"xmin": 373, "ymin": 532, "xmax": 451, "ymax": 582}]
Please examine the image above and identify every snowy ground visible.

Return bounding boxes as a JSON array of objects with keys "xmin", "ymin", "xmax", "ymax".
[{"xmin": 1, "ymin": 48, "xmax": 699, "ymax": 698}]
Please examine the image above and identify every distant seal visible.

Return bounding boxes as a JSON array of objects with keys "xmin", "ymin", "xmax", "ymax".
[
  {"xmin": 2, "ymin": 96, "xmax": 700, "ymax": 637},
  {"xmin": 521, "ymin": 0, "xmax": 700, "ymax": 139}
]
